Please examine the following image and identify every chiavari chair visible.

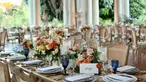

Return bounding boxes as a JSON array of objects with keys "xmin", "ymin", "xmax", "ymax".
[
  {"xmin": 0, "ymin": 59, "xmax": 11, "ymax": 82},
  {"xmin": 106, "ymin": 43, "xmax": 129, "ymax": 66}
]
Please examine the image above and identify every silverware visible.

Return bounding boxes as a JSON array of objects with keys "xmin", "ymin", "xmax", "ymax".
[
  {"xmin": 118, "ymin": 74, "xmax": 132, "ymax": 78},
  {"xmin": 108, "ymin": 77, "xmax": 123, "ymax": 82}
]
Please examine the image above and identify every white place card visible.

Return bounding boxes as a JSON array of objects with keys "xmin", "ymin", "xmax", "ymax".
[{"xmin": 80, "ymin": 63, "xmax": 99, "ymax": 74}]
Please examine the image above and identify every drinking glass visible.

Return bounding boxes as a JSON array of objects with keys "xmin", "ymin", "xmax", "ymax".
[
  {"xmin": 111, "ymin": 60, "xmax": 119, "ymax": 74},
  {"xmin": 61, "ymin": 55, "xmax": 69, "ymax": 75}
]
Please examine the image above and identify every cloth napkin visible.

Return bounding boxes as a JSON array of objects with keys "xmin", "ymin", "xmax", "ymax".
[
  {"xmin": 117, "ymin": 66, "xmax": 136, "ymax": 72},
  {"xmin": 0, "ymin": 51, "xmax": 11, "ymax": 57},
  {"xmin": 22, "ymin": 60, "xmax": 42, "ymax": 65},
  {"xmin": 36, "ymin": 66, "xmax": 62, "ymax": 73},
  {"xmin": 7, "ymin": 55, "xmax": 26, "ymax": 60},
  {"xmin": 107, "ymin": 74, "xmax": 135, "ymax": 82},
  {"xmin": 64, "ymin": 74, "xmax": 94, "ymax": 82}
]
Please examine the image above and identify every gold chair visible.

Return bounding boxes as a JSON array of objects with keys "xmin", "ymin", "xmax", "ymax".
[
  {"xmin": 106, "ymin": 43, "xmax": 129, "ymax": 66},
  {"xmin": 0, "ymin": 59, "xmax": 11, "ymax": 82},
  {"xmin": 131, "ymin": 29, "xmax": 146, "ymax": 70},
  {"xmin": 0, "ymin": 30, "xmax": 7, "ymax": 51},
  {"xmin": 98, "ymin": 26, "xmax": 107, "ymax": 46},
  {"xmin": 70, "ymin": 32, "xmax": 83, "ymax": 47},
  {"xmin": 9, "ymin": 61, "xmax": 31, "ymax": 82},
  {"xmin": 86, "ymin": 38, "xmax": 99, "ymax": 48},
  {"xmin": 30, "ymin": 72, "xmax": 58, "ymax": 82}
]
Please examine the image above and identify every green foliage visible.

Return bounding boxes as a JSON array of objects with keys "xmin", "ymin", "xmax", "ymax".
[
  {"xmin": 130, "ymin": 0, "xmax": 146, "ymax": 18},
  {"xmin": 91, "ymin": 49, "xmax": 102, "ymax": 63},
  {"xmin": 99, "ymin": 0, "xmax": 114, "ymax": 20},
  {"xmin": 100, "ymin": 18, "xmax": 113, "ymax": 26},
  {"xmin": 133, "ymin": 15, "xmax": 146, "ymax": 24},
  {"xmin": 0, "ymin": 0, "xmax": 29, "ymax": 28}
]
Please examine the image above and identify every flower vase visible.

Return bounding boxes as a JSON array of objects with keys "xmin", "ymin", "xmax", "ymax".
[
  {"xmin": 24, "ymin": 49, "xmax": 29, "ymax": 59},
  {"xmin": 51, "ymin": 56, "xmax": 60, "ymax": 66}
]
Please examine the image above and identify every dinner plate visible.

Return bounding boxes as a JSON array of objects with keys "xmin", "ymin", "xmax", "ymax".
[
  {"xmin": 36, "ymin": 66, "xmax": 63, "ymax": 74},
  {"xmin": 21, "ymin": 60, "xmax": 42, "ymax": 66},
  {"xmin": 102, "ymin": 74, "xmax": 137, "ymax": 82},
  {"xmin": 64, "ymin": 74, "xmax": 95, "ymax": 82}
]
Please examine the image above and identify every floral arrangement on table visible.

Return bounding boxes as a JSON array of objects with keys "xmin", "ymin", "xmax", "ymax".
[
  {"xmin": 34, "ymin": 30, "xmax": 63, "ymax": 58},
  {"xmin": 21, "ymin": 39, "xmax": 33, "ymax": 58},
  {"xmin": 75, "ymin": 47, "xmax": 102, "ymax": 72},
  {"xmin": 68, "ymin": 44, "xmax": 82, "ymax": 59},
  {"xmin": 76, "ymin": 48, "xmax": 102, "ymax": 65},
  {"xmin": 21, "ymin": 39, "xmax": 33, "ymax": 49}
]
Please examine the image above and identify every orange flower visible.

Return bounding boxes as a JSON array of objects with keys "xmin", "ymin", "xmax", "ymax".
[
  {"xmin": 83, "ymin": 59, "xmax": 90, "ymax": 63},
  {"xmin": 27, "ymin": 43, "xmax": 30, "ymax": 47},
  {"xmin": 96, "ymin": 64, "xmax": 102, "ymax": 69},
  {"xmin": 76, "ymin": 59, "xmax": 83, "ymax": 66},
  {"xmin": 48, "ymin": 43, "xmax": 53, "ymax": 48}
]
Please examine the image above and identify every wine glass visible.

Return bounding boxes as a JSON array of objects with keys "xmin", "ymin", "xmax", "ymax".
[
  {"xmin": 61, "ymin": 55, "xmax": 69, "ymax": 75},
  {"xmin": 111, "ymin": 60, "xmax": 119, "ymax": 74},
  {"xmin": 70, "ymin": 59, "xmax": 76, "ymax": 75},
  {"xmin": 103, "ymin": 60, "xmax": 112, "ymax": 74}
]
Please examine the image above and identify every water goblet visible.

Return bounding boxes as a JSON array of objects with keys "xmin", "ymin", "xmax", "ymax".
[
  {"xmin": 111, "ymin": 60, "xmax": 119, "ymax": 74},
  {"xmin": 61, "ymin": 55, "xmax": 69, "ymax": 75}
]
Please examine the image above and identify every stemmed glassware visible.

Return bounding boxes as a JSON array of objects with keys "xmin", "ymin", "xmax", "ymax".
[
  {"xmin": 61, "ymin": 55, "xmax": 69, "ymax": 75},
  {"xmin": 70, "ymin": 59, "xmax": 77, "ymax": 75}
]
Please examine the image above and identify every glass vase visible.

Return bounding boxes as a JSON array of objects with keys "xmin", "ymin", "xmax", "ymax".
[{"xmin": 51, "ymin": 56, "xmax": 60, "ymax": 66}]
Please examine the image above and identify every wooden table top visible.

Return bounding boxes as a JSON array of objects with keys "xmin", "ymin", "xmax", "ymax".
[{"xmin": 17, "ymin": 64, "xmax": 146, "ymax": 82}]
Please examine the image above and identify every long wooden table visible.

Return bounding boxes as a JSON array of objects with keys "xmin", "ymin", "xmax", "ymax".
[{"xmin": 15, "ymin": 63, "xmax": 146, "ymax": 82}]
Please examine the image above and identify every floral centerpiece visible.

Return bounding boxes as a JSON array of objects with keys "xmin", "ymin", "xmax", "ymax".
[
  {"xmin": 68, "ymin": 44, "xmax": 81, "ymax": 59},
  {"xmin": 34, "ymin": 29, "xmax": 64, "ymax": 65},
  {"xmin": 75, "ymin": 47, "xmax": 102, "ymax": 73},
  {"xmin": 21, "ymin": 39, "xmax": 33, "ymax": 59}
]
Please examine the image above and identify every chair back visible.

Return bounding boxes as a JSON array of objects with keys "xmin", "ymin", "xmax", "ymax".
[
  {"xmin": 131, "ymin": 29, "xmax": 138, "ymax": 48},
  {"xmin": 9, "ymin": 61, "xmax": 31, "ymax": 82},
  {"xmin": 0, "ymin": 30, "xmax": 7, "ymax": 49},
  {"xmin": 106, "ymin": 43, "xmax": 129, "ymax": 66},
  {"xmin": 81, "ymin": 27, "xmax": 92, "ymax": 41},
  {"xmin": 86, "ymin": 38, "xmax": 98, "ymax": 48},
  {"xmin": 99, "ymin": 27, "xmax": 106, "ymax": 42},
  {"xmin": 0, "ymin": 59, "xmax": 11, "ymax": 82},
  {"xmin": 30, "ymin": 72, "xmax": 58, "ymax": 82},
  {"xmin": 71, "ymin": 32, "xmax": 83, "ymax": 47},
  {"xmin": 105, "ymin": 25, "xmax": 113, "ymax": 42}
]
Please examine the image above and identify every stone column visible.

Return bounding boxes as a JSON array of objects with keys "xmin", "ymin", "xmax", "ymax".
[
  {"xmin": 118, "ymin": 0, "xmax": 122, "ymax": 22},
  {"xmin": 87, "ymin": 0, "xmax": 92, "ymax": 25},
  {"xmin": 29, "ymin": 0, "xmax": 34, "ymax": 26},
  {"xmin": 63, "ymin": 0, "xmax": 68, "ymax": 27},
  {"xmin": 122, "ymin": 0, "xmax": 130, "ymax": 18},
  {"xmin": 92, "ymin": 0, "xmax": 99, "ymax": 25},
  {"xmin": 80, "ymin": 0, "xmax": 87, "ymax": 26},
  {"xmin": 114, "ymin": 0, "xmax": 119, "ymax": 23},
  {"xmin": 68, "ymin": 0, "xmax": 72, "ymax": 27},
  {"xmin": 71, "ymin": 0, "xmax": 76, "ymax": 28},
  {"xmin": 29, "ymin": 0, "xmax": 41, "ymax": 26},
  {"xmin": 35, "ymin": 0, "xmax": 41, "ymax": 25}
]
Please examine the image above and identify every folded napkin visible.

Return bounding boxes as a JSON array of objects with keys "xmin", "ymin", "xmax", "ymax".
[
  {"xmin": 22, "ymin": 60, "xmax": 42, "ymax": 65},
  {"xmin": 64, "ymin": 74, "xmax": 94, "ymax": 82},
  {"xmin": 36, "ymin": 66, "xmax": 62, "ymax": 73},
  {"xmin": 7, "ymin": 55, "xmax": 26, "ymax": 61},
  {"xmin": 107, "ymin": 74, "xmax": 136, "ymax": 82},
  {"xmin": 117, "ymin": 66, "xmax": 136, "ymax": 72}
]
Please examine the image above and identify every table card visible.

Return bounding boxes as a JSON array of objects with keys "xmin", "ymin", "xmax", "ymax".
[{"xmin": 80, "ymin": 63, "xmax": 99, "ymax": 74}]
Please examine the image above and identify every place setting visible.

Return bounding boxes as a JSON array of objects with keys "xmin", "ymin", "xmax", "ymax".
[{"xmin": 102, "ymin": 60, "xmax": 138, "ymax": 82}]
